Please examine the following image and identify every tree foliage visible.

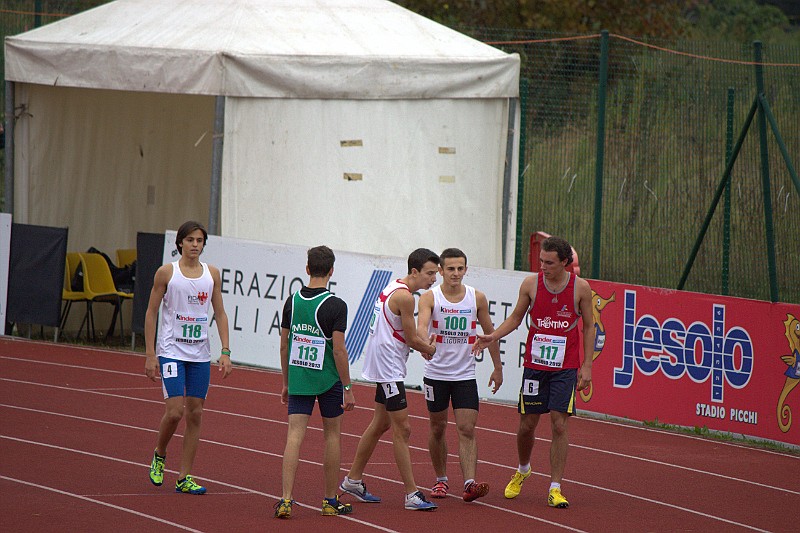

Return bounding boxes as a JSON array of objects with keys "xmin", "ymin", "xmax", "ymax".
[{"xmin": 394, "ymin": 0, "xmax": 795, "ymax": 41}]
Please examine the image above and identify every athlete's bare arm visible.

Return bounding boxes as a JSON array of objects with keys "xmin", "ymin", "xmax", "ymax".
[
  {"xmin": 209, "ymin": 265, "xmax": 232, "ymax": 378},
  {"xmin": 473, "ymin": 275, "xmax": 536, "ymax": 353},
  {"xmin": 144, "ymin": 263, "xmax": 172, "ymax": 381},
  {"xmin": 475, "ymin": 289, "xmax": 503, "ymax": 393},
  {"xmin": 415, "ymin": 290, "xmax": 435, "ymax": 345},
  {"xmin": 392, "ymin": 289, "xmax": 436, "ymax": 359},
  {"xmin": 576, "ymin": 277, "xmax": 595, "ymax": 390}
]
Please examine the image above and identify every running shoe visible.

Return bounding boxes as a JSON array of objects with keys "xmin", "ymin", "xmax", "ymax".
[
  {"xmin": 504, "ymin": 469, "xmax": 531, "ymax": 499},
  {"xmin": 175, "ymin": 475, "xmax": 206, "ymax": 495},
  {"xmin": 404, "ymin": 491, "xmax": 437, "ymax": 511},
  {"xmin": 548, "ymin": 487, "xmax": 569, "ymax": 508},
  {"xmin": 430, "ymin": 480, "xmax": 449, "ymax": 498},
  {"xmin": 463, "ymin": 481, "xmax": 489, "ymax": 502},
  {"xmin": 321, "ymin": 497, "xmax": 353, "ymax": 516},
  {"xmin": 149, "ymin": 451, "xmax": 165, "ymax": 486},
  {"xmin": 274, "ymin": 498, "xmax": 293, "ymax": 519},
  {"xmin": 339, "ymin": 478, "xmax": 381, "ymax": 502}
]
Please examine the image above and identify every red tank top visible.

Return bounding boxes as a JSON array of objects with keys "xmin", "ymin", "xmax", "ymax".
[{"xmin": 524, "ymin": 273, "xmax": 581, "ymax": 370}]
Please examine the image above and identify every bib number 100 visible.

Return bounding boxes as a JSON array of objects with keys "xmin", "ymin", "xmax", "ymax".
[{"xmin": 444, "ymin": 315, "xmax": 468, "ymax": 330}]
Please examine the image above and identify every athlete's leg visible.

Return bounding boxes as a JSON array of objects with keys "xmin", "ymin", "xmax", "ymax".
[
  {"xmin": 387, "ymin": 406, "xmax": 418, "ymax": 494},
  {"xmin": 517, "ymin": 413, "xmax": 541, "ymax": 466},
  {"xmin": 322, "ymin": 414, "xmax": 343, "ymax": 499},
  {"xmin": 428, "ymin": 409, "xmax": 449, "ymax": 478},
  {"xmin": 154, "ymin": 395, "xmax": 184, "ymax": 456},
  {"xmin": 549, "ymin": 410, "xmax": 569, "ymax": 484},
  {"xmin": 453, "ymin": 408, "xmax": 479, "ymax": 480},
  {"xmin": 178, "ymin": 395, "xmax": 205, "ymax": 479},
  {"xmin": 347, "ymin": 403, "xmax": 390, "ymax": 480},
  {"xmin": 281, "ymin": 413, "xmax": 310, "ymax": 499}
]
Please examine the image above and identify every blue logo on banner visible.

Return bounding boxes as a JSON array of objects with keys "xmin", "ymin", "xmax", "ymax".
[{"xmin": 346, "ymin": 269, "xmax": 393, "ymax": 363}]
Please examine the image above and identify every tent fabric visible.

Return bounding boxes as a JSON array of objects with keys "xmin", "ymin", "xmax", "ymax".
[
  {"xmin": 5, "ymin": 0, "xmax": 521, "ymax": 269},
  {"xmin": 5, "ymin": 0, "xmax": 519, "ymax": 99}
]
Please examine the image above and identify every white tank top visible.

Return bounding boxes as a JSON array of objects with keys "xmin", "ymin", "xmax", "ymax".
[
  {"xmin": 157, "ymin": 261, "xmax": 214, "ymax": 362},
  {"xmin": 424, "ymin": 284, "xmax": 478, "ymax": 380},
  {"xmin": 361, "ymin": 280, "xmax": 411, "ymax": 382}
]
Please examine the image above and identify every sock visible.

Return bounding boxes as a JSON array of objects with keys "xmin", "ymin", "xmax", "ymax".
[
  {"xmin": 154, "ymin": 450, "xmax": 165, "ymax": 459},
  {"xmin": 518, "ymin": 463, "xmax": 531, "ymax": 474},
  {"xmin": 550, "ymin": 482, "xmax": 561, "ymax": 491},
  {"xmin": 406, "ymin": 491, "xmax": 419, "ymax": 500},
  {"xmin": 345, "ymin": 476, "xmax": 361, "ymax": 485},
  {"xmin": 325, "ymin": 497, "xmax": 338, "ymax": 505},
  {"xmin": 436, "ymin": 476, "xmax": 448, "ymax": 483},
  {"xmin": 464, "ymin": 479, "xmax": 475, "ymax": 490}
]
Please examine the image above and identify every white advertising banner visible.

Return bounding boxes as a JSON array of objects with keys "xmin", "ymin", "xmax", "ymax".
[
  {"xmin": 163, "ymin": 232, "xmax": 531, "ymax": 403},
  {"xmin": 0, "ymin": 213, "xmax": 11, "ymax": 334}
]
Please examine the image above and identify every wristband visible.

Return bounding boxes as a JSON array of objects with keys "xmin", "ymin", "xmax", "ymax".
[
  {"xmin": 221, "ymin": 348, "xmax": 231, "ymax": 356},
  {"xmin": 343, "ymin": 384, "xmax": 352, "ymax": 391}
]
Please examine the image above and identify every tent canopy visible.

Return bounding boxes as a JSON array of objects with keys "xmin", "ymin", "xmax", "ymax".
[
  {"xmin": 5, "ymin": 0, "xmax": 519, "ymax": 99},
  {"xmin": 4, "ymin": 0, "xmax": 520, "ymax": 269}
]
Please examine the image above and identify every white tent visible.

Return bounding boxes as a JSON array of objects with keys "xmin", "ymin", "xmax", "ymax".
[{"xmin": 4, "ymin": 0, "xmax": 520, "ymax": 267}]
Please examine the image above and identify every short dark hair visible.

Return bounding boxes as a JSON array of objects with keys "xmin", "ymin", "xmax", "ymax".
[
  {"xmin": 439, "ymin": 247, "xmax": 467, "ymax": 266},
  {"xmin": 407, "ymin": 248, "xmax": 439, "ymax": 273},
  {"xmin": 175, "ymin": 221, "xmax": 208, "ymax": 254},
  {"xmin": 542, "ymin": 236, "xmax": 573, "ymax": 266},
  {"xmin": 307, "ymin": 245, "xmax": 335, "ymax": 277}
]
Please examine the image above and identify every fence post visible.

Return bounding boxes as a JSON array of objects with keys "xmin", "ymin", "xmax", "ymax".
[
  {"xmin": 722, "ymin": 88, "xmax": 734, "ymax": 295},
  {"xmin": 591, "ymin": 30, "xmax": 609, "ymax": 279},
  {"xmin": 514, "ymin": 77, "xmax": 529, "ymax": 271},
  {"xmin": 34, "ymin": 0, "xmax": 42, "ymax": 27},
  {"xmin": 753, "ymin": 41, "xmax": 779, "ymax": 302}
]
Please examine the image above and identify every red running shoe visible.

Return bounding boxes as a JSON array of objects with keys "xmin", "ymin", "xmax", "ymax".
[
  {"xmin": 430, "ymin": 480, "xmax": 449, "ymax": 498},
  {"xmin": 463, "ymin": 481, "xmax": 489, "ymax": 502}
]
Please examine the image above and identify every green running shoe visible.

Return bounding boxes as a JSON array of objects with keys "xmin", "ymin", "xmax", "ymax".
[
  {"xmin": 149, "ymin": 451, "xmax": 165, "ymax": 486},
  {"xmin": 175, "ymin": 475, "xmax": 206, "ymax": 495}
]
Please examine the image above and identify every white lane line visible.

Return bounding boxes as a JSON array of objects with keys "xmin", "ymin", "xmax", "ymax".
[
  {"xmin": 0, "ymin": 474, "xmax": 204, "ymax": 532},
  {"xmin": 0, "ymin": 436, "xmax": 398, "ymax": 533},
  {"xmin": 0, "ymin": 409, "xmax": 581, "ymax": 531},
  {"xmin": 0, "ymin": 403, "xmax": 774, "ymax": 531},
  {"xmin": 2, "ymin": 376, "xmax": 796, "ymax": 497}
]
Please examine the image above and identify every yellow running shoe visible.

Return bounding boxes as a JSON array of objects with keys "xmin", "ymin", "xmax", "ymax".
[
  {"xmin": 548, "ymin": 487, "xmax": 569, "ymax": 508},
  {"xmin": 175, "ymin": 475, "xmax": 206, "ymax": 495},
  {"xmin": 274, "ymin": 498, "xmax": 293, "ymax": 519},
  {"xmin": 504, "ymin": 470, "xmax": 531, "ymax": 499},
  {"xmin": 149, "ymin": 451, "xmax": 165, "ymax": 486},
  {"xmin": 321, "ymin": 496, "xmax": 353, "ymax": 516}
]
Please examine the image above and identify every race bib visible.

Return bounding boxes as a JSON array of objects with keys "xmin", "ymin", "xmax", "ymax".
[
  {"xmin": 162, "ymin": 362, "xmax": 178, "ymax": 379},
  {"xmin": 289, "ymin": 332, "xmax": 325, "ymax": 370},
  {"xmin": 382, "ymin": 382, "xmax": 400, "ymax": 398},
  {"xmin": 522, "ymin": 378, "xmax": 539, "ymax": 396},
  {"xmin": 530, "ymin": 333, "xmax": 567, "ymax": 368},
  {"xmin": 174, "ymin": 314, "xmax": 208, "ymax": 345},
  {"xmin": 424, "ymin": 384, "xmax": 435, "ymax": 401}
]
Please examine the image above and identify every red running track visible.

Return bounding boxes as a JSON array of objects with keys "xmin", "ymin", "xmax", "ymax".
[{"xmin": 1, "ymin": 336, "xmax": 797, "ymax": 532}]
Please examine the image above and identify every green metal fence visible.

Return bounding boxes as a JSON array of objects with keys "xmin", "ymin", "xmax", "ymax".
[
  {"xmin": 2, "ymin": 4, "xmax": 799, "ymax": 303},
  {"xmin": 465, "ymin": 28, "xmax": 800, "ymax": 303}
]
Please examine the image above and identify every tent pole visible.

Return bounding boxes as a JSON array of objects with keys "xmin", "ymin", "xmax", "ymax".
[
  {"xmin": 3, "ymin": 81, "xmax": 14, "ymax": 214},
  {"xmin": 208, "ymin": 95, "xmax": 225, "ymax": 234},
  {"xmin": 501, "ymin": 98, "xmax": 517, "ymax": 269}
]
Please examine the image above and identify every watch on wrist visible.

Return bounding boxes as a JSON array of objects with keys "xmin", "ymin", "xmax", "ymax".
[{"xmin": 343, "ymin": 384, "xmax": 352, "ymax": 391}]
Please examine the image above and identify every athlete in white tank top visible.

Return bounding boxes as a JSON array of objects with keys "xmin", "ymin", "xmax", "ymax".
[
  {"xmin": 361, "ymin": 279, "xmax": 412, "ymax": 382},
  {"xmin": 157, "ymin": 261, "xmax": 214, "ymax": 362},
  {"xmin": 424, "ymin": 284, "xmax": 478, "ymax": 380}
]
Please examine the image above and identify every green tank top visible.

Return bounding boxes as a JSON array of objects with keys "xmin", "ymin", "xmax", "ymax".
[{"xmin": 287, "ymin": 290, "xmax": 340, "ymax": 395}]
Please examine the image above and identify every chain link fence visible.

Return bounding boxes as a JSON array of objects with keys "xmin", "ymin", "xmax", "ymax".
[
  {"xmin": 2, "ymin": 3, "xmax": 799, "ymax": 302},
  {"xmin": 464, "ymin": 28, "xmax": 799, "ymax": 303}
]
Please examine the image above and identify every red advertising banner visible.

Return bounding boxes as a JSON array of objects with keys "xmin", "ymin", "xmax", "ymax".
[{"xmin": 579, "ymin": 280, "xmax": 800, "ymax": 446}]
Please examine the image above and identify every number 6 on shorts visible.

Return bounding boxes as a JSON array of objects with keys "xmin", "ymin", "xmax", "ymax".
[{"xmin": 523, "ymin": 378, "xmax": 539, "ymax": 396}]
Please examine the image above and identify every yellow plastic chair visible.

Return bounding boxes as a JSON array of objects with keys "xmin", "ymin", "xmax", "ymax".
[
  {"xmin": 116, "ymin": 248, "xmax": 137, "ymax": 268},
  {"xmin": 79, "ymin": 252, "xmax": 134, "ymax": 343},
  {"xmin": 59, "ymin": 252, "xmax": 90, "ymax": 339}
]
